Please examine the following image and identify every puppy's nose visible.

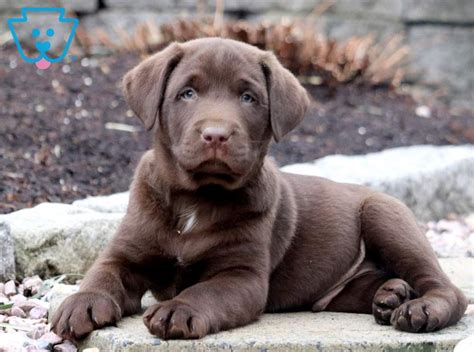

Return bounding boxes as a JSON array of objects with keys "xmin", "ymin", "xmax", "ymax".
[{"xmin": 201, "ymin": 127, "xmax": 231, "ymax": 146}]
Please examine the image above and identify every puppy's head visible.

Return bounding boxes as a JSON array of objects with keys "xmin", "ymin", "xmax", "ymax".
[{"xmin": 123, "ymin": 38, "xmax": 310, "ymax": 190}]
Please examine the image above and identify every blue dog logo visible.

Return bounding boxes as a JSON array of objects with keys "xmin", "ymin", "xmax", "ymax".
[{"xmin": 8, "ymin": 7, "xmax": 78, "ymax": 70}]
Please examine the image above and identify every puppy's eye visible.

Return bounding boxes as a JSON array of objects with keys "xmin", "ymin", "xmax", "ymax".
[
  {"xmin": 240, "ymin": 92, "xmax": 256, "ymax": 104},
  {"xmin": 180, "ymin": 88, "xmax": 197, "ymax": 101}
]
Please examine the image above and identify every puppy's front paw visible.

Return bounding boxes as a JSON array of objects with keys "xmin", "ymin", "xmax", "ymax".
[
  {"xmin": 143, "ymin": 300, "xmax": 208, "ymax": 339},
  {"xmin": 51, "ymin": 292, "xmax": 122, "ymax": 340}
]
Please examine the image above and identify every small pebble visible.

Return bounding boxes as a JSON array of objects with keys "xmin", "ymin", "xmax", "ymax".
[
  {"xmin": 27, "ymin": 324, "xmax": 49, "ymax": 339},
  {"xmin": 39, "ymin": 331, "xmax": 62, "ymax": 345},
  {"xmin": 29, "ymin": 306, "xmax": 48, "ymax": 319},
  {"xmin": 7, "ymin": 316, "xmax": 39, "ymax": 329},
  {"xmin": 415, "ymin": 105, "xmax": 431, "ymax": 118},
  {"xmin": 18, "ymin": 300, "xmax": 40, "ymax": 314},
  {"xmin": 11, "ymin": 293, "xmax": 27, "ymax": 306},
  {"xmin": 23, "ymin": 276, "xmax": 43, "ymax": 297},
  {"xmin": 54, "ymin": 340, "xmax": 77, "ymax": 352},
  {"xmin": 19, "ymin": 298, "xmax": 49, "ymax": 313},
  {"xmin": 0, "ymin": 293, "xmax": 8, "ymax": 304},
  {"xmin": 4, "ymin": 280, "xmax": 16, "ymax": 296},
  {"xmin": 26, "ymin": 346, "xmax": 47, "ymax": 352},
  {"xmin": 10, "ymin": 306, "xmax": 26, "ymax": 318},
  {"xmin": 33, "ymin": 339, "xmax": 52, "ymax": 350}
]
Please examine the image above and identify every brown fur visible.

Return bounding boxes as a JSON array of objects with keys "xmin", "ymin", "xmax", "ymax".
[{"xmin": 52, "ymin": 38, "xmax": 467, "ymax": 340}]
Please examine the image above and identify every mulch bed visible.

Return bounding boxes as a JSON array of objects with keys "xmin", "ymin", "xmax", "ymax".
[{"xmin": 1, "ymin": 47, "xmax": 473, "ymax": 214}]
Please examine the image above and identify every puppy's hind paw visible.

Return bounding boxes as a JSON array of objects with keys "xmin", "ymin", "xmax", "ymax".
[{"xmin": 391, "ymin": 297, "xmax": 453, "ymax": 333}]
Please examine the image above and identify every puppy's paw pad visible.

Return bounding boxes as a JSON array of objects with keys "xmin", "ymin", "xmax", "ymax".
[
  {"xmin": 143, "ymin": 301, "xmax": 207, "ymax": 340},
  {"xmin": 372, "ymin": 279, "xmax": 415, "ymax": 325}
]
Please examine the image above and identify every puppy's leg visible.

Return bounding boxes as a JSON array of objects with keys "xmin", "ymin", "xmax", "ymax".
[
  {"xmin": 324, "ymin": 269, "xmax": 392, "ymax": 314},
  {"xmin": 51, "ymin": 250, "xmax": 147, "ymax": 340},
  {"xmin": 143, "ymin": 244, "xmax": 269, "ymax": 339},
  {"xmin": 360, "ymin": 194, "xmax": 468, "ymax": 332}
]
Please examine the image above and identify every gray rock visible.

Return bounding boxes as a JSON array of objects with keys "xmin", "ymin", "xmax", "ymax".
[
  {"xmin": 0, "ymin": 0, "xmax": 97, "ymax": 13},
  {"xmin": 104, "ymin": 0, "xmax": 175, "ymax": 10},
  {"xmin": 223, "ymin": 0, "xmax": 403, "ymax": 16},
  {"xmin": 317, "ymin": 0, "xmax": 404, "ymax": 20},
  {"xmin": 79, "ymin": 9, "xmax": 182, "ymax": 46},
  {"xmin": 319, "ymin": 14, "xmax": 405, "ymax": 42},
  {"xmin": 403, "ymin": 0, "xmax": 474, "ymax": 23},
  {"xmin": 282, "ymin": 145, "xmax": 474, "ymax": 221},
  {"xmin": 407, "ymin": 26, "xmax": 474, "ymax": 94},
  {"xmin": 0, "ymin": 222, "xmax": 15, "ymax": 281},
  {"xmin": 0, "ymin": 203, "xmax": 123, "ymax": 278}
]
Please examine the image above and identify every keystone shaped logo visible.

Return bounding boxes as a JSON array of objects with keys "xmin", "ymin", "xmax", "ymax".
[{"xmin": 8, "ymin": 7, "xmax": 78, "ymax": 70}]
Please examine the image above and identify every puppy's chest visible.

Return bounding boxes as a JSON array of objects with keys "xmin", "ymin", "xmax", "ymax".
[{"xmin": 162, "ymin": 206, "xmax": 220, "ymax": 265}]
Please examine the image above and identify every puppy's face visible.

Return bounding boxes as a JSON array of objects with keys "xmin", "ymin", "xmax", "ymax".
[{"xmin": 124, "ymin": 38, "xmax": 309, "ymax": 190}]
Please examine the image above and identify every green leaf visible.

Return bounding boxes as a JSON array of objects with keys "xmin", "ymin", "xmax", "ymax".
[{"xmin": 0, "ymin": 303, "xmax": 13, "ymax": 310}]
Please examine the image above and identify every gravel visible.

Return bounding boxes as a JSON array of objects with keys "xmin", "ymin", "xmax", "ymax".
[
  {"xmin": 0, "ymin": 276, "xmax": 78, "ymax": 352},
  {"xmin": 424, "ymin": 214, "xmax": 474, "ymax": 258}
]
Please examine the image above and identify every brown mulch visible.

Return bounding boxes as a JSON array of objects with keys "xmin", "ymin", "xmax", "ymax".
[{"xmin": 1, "ymin": 47, "xmax": 473, "ymax": 214}]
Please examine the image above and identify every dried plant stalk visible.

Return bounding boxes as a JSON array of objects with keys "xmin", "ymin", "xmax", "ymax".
[{"xmin": 75, "ymin": 16, "xmax": 408, "ymax": 87}]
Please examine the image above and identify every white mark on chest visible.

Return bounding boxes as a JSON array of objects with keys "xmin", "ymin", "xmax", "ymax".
[
  {"xmin": 182, "ymin": 211, "xmax": 197, "ymax": 234},
  {"xmin": 177, "ymin": 204, "xmax": 198, "ymax": 235}
]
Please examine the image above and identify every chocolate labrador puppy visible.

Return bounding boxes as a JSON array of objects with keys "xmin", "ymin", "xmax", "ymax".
[{"xmin": 52, "ymin": 38, "xmax": 467, "ymax": 340}]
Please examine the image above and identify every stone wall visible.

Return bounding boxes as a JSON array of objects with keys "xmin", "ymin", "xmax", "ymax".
[{"xmin": 1, "ymin": 0, "xmax": 473, "ymax": 106}]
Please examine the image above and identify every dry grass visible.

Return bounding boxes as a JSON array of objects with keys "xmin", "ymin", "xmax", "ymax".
[{"xmin": 74, "ymin": 15, "xmax": 408, "ymax": 87}]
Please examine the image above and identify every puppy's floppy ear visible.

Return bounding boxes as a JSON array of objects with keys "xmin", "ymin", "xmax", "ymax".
[
  {"xmin": 123, "ymin": 43, "xmax": 183, "ymax": 130},
  {"xmin": 261, "ymin": 53, "xmax": 311, "ymax": 142}
]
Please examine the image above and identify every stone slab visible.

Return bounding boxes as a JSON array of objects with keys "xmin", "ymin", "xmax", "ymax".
[
  {"xmin": 73, "ymin": 191, "xmax": 129, "ymax": 213},
  {"xmin": 0, "ymin": 221, "xmax": 15, "ymax": 281},
  {"xmin": 47, "ymin": 259, "xmax": 474, "ymax": 350},
  {"xmin": 0, "ymin": 203, "xmax": 122, "ymax": 278},
  {"xmin": 281, "ymin": 145, "xmax": 474, "ymax": 221},
  {"xmin": 47, "ymin": 308, "xmax": 474, "ymax": 351},
  {"xmin": 439, "ymin": 258, "xmax": 474, "ymax": 304}
]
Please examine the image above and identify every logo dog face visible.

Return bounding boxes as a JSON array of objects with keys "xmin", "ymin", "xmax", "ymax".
[{"xmin": 8, "ymin": 7, "xmax": 78, "ymax": 69}]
